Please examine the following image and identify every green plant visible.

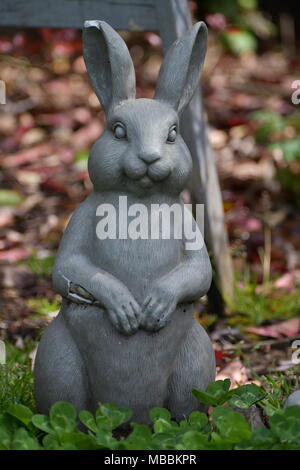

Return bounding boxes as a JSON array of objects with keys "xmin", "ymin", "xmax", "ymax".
[
  {"xmin": 0, "ymin": 379, "xmax": 300, "ymax": 450},
  {"xmin": 74, "ymin": 150, "xmax": 89, "ymax": 171},
  {"xmin": 220, "ymin": 29, "xmax": 257, "ymax": 55},
  {"xmin": 276, "ymin": 166, "xmax": 300, "ymax": 207},
  {"xmin": 4, "ymin": 342, "xmax": 35, "ymax": 367},
  {"xmin": 250, "ymin": 110, "xmax": 300, "ymax": 160},
  {"xmin": 227, "ymin": 278, "xmax": 300, "ymax": 326},
  {"xmin": 26, "ymin": 298, "xmax": 60, "ymax": 317},
  {"xmin": 248, "ymin": 110, "xmax": 300, "ymax": 205},
  {"xmin": 0, "ymin": 343, "xmax": 35, "ymax": 414},
  {"xmin": 23, "ymin": 254, "xmax": 55, "ymax": 277},
  {"xmin": 250, "ymin": 110, "xmax": 286, "ymax": 142},
  {"xmin": 258, "ymin": 370, "xmax": 300, "ymax": 417},
  {"xmin": 193, "ymin": 378, "xmax": 265, "ymax": 408},
  {"xmin": 269, "ymin": 137, "xmax": 300, "ymax": 162},
  {"xmin": 0, "ymin": 364, "xmax": 34, "ymax": 414},
  {"xmin": 207, "ymin": 0, "xmax": 275, "ymax": 55},
  {"xmin": 0, "ymin": 190, "xmax": 24, "ymax": 206}
]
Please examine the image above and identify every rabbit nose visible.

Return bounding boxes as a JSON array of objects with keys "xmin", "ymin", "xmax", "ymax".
[{"xmin": 138, "ymin": 152, "xmax": 160, "ymax": 165}]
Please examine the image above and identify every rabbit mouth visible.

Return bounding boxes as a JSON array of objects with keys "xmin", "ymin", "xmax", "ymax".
[
  {"xmin": 147, "ymin": 165, "xmax": 171, "ymax": 182},
  {"xmin": 124, "ymin": 165, "xmax": 171, "ymax": 189},
  {"xmin": 133, "ymin": 170, "xmax": 170, "ymax": 188},
  {"xmin": 123, "ymin": 169, "xmax": 154, "ymax": 188},
  {"xmin": 138, "ymin": 175, "xmax": 154, "ymax": 188}
]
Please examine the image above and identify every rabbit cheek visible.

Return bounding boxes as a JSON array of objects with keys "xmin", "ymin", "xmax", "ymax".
[
  {"xmin": 88, "ymin": 138, "xmax": 124, "ymax": 189},
  {"xmin": 168, "ymin": 145, "xmax": 192, "ymax": 190},
  {"xmin": 147, "ymin": 162, "xmax": 171, "ymax": 182},
  {"xmin": 88, "ymin": 155, "xmax": 119, "ymax": 189}
]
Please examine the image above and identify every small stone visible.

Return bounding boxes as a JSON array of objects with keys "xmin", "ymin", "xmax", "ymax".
[{"xmin": 284, "ymin": 390, "xmax": 300, "ymax": 408}]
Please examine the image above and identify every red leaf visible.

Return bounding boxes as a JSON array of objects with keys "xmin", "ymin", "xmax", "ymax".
[
  {"xmin": 3, "ymin": 144, "xmax": 54, "ymax": 168},
  {"xmin": 246, "ymin": 317, "xmax": 300, "ymax": 339},
  {"xmin": 41, "ymin": 179, "xmax": 69, "ymax": 194},
  {"xmin": 0, "ymin": 248, "xmax": 31, "ymax": 262}
]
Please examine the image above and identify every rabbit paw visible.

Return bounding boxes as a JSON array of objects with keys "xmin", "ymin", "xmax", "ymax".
[
  {"xmin": 141, "ymin": 285, "xmax": 177, "ymax": 332},
  {"xmin": 105, "ymin": 286, "xmax": 141, "ymax": 335},
  {"xmin": 107, "ymin": 302, "xmax": 140, "ymax": 335}
]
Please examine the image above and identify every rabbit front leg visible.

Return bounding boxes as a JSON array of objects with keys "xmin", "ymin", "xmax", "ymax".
[
  {"xmin": 141, "ymin": 208, "xmax": 212, "ymax": 332},
  {"xmin": 141, "ymin": 253, "xmax": 211, "ymax": 332},
  {"xmin": 53, "ymin": 197, "xmax": 141, "ymax": 335},
  {"xmin": 54, "ymin": 258, "xmax": 141, "ymax": 336},
  {"xmin": 141, "ymin": 278, "xmax": 178, "ymax": 332},
  {"xmin": 95, "ymin": 273, "xmax": 141, "ymax": 335}
]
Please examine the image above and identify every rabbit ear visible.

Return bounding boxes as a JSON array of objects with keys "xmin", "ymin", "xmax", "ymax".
[
  {"xmin": 83, "ymin": 20, "xmax": 136, "ymax": 112},
  {"xmin": 154, "ymin": 22, "xmax": 207, "ymax": 114}
]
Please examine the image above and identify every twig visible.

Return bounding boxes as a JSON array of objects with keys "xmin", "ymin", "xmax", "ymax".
[{"xmin": 223, "ymin": 334, "xmax": 300, "ymax": 352}]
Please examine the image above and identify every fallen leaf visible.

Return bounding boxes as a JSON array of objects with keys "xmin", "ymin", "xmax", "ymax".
[
  {"xmin": 246, "ymin": 317, "xmax": 300, "ymax": 339},
  {"xmin": 0, "ymin": 247, "xmax": 31, "ymax": 262},
  {"xmin": 274, "ymin": 272, "xmax": 295, "ymax": 291},
  {"xmin": 2, "ymin": 143, "xmax": 54, "ymax": 167},
  {"xmin": 0, "ymin": 208, "xmax": 14, "ymax": 227},
  {"xmin": 216, "ymin": 358, "xmax": 248, "ymax": 386}
]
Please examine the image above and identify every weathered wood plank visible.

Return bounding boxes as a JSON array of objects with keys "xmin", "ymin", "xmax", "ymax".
[
  {"xmin": 0, "ymin": 0, "xmax": 157, "ymax": 31},
  {"xmin": 155, "ymin": 0, "xmax": 234, "ymax": 298}
]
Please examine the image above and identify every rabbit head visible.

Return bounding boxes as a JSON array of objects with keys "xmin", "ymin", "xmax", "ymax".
[{"xmin": 83, "ymin": 20, "xmax": 207, "ymax": 197}]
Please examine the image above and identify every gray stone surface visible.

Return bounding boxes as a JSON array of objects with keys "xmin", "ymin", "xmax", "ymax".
[{"xmin": 34, "ymin": 20, "xmax": 216, "ymax": 424}]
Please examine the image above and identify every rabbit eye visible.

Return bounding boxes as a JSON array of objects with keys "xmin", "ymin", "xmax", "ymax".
[
  {"xmin": 167, "ymin": 125, "xmax": 177, "ymax": 143},
  {"xmin": 113, "ymin": 123, "xmax": 127, "ymax": 139}
]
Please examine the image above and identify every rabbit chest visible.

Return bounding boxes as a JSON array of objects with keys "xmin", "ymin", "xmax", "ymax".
[{"xmin": 88, "ymin": 194, "xmax": 184, "ymax": 300}]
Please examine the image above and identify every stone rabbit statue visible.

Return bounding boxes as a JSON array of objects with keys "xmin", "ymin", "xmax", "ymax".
[{"xmin": 34, "ymin": 20, "xmax": 215, "ymax": 424}]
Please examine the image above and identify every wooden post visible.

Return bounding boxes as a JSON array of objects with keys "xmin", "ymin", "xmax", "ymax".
[{"xmin": 155, "ymin": 0, "xmax": 234, "ymax": 299}]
